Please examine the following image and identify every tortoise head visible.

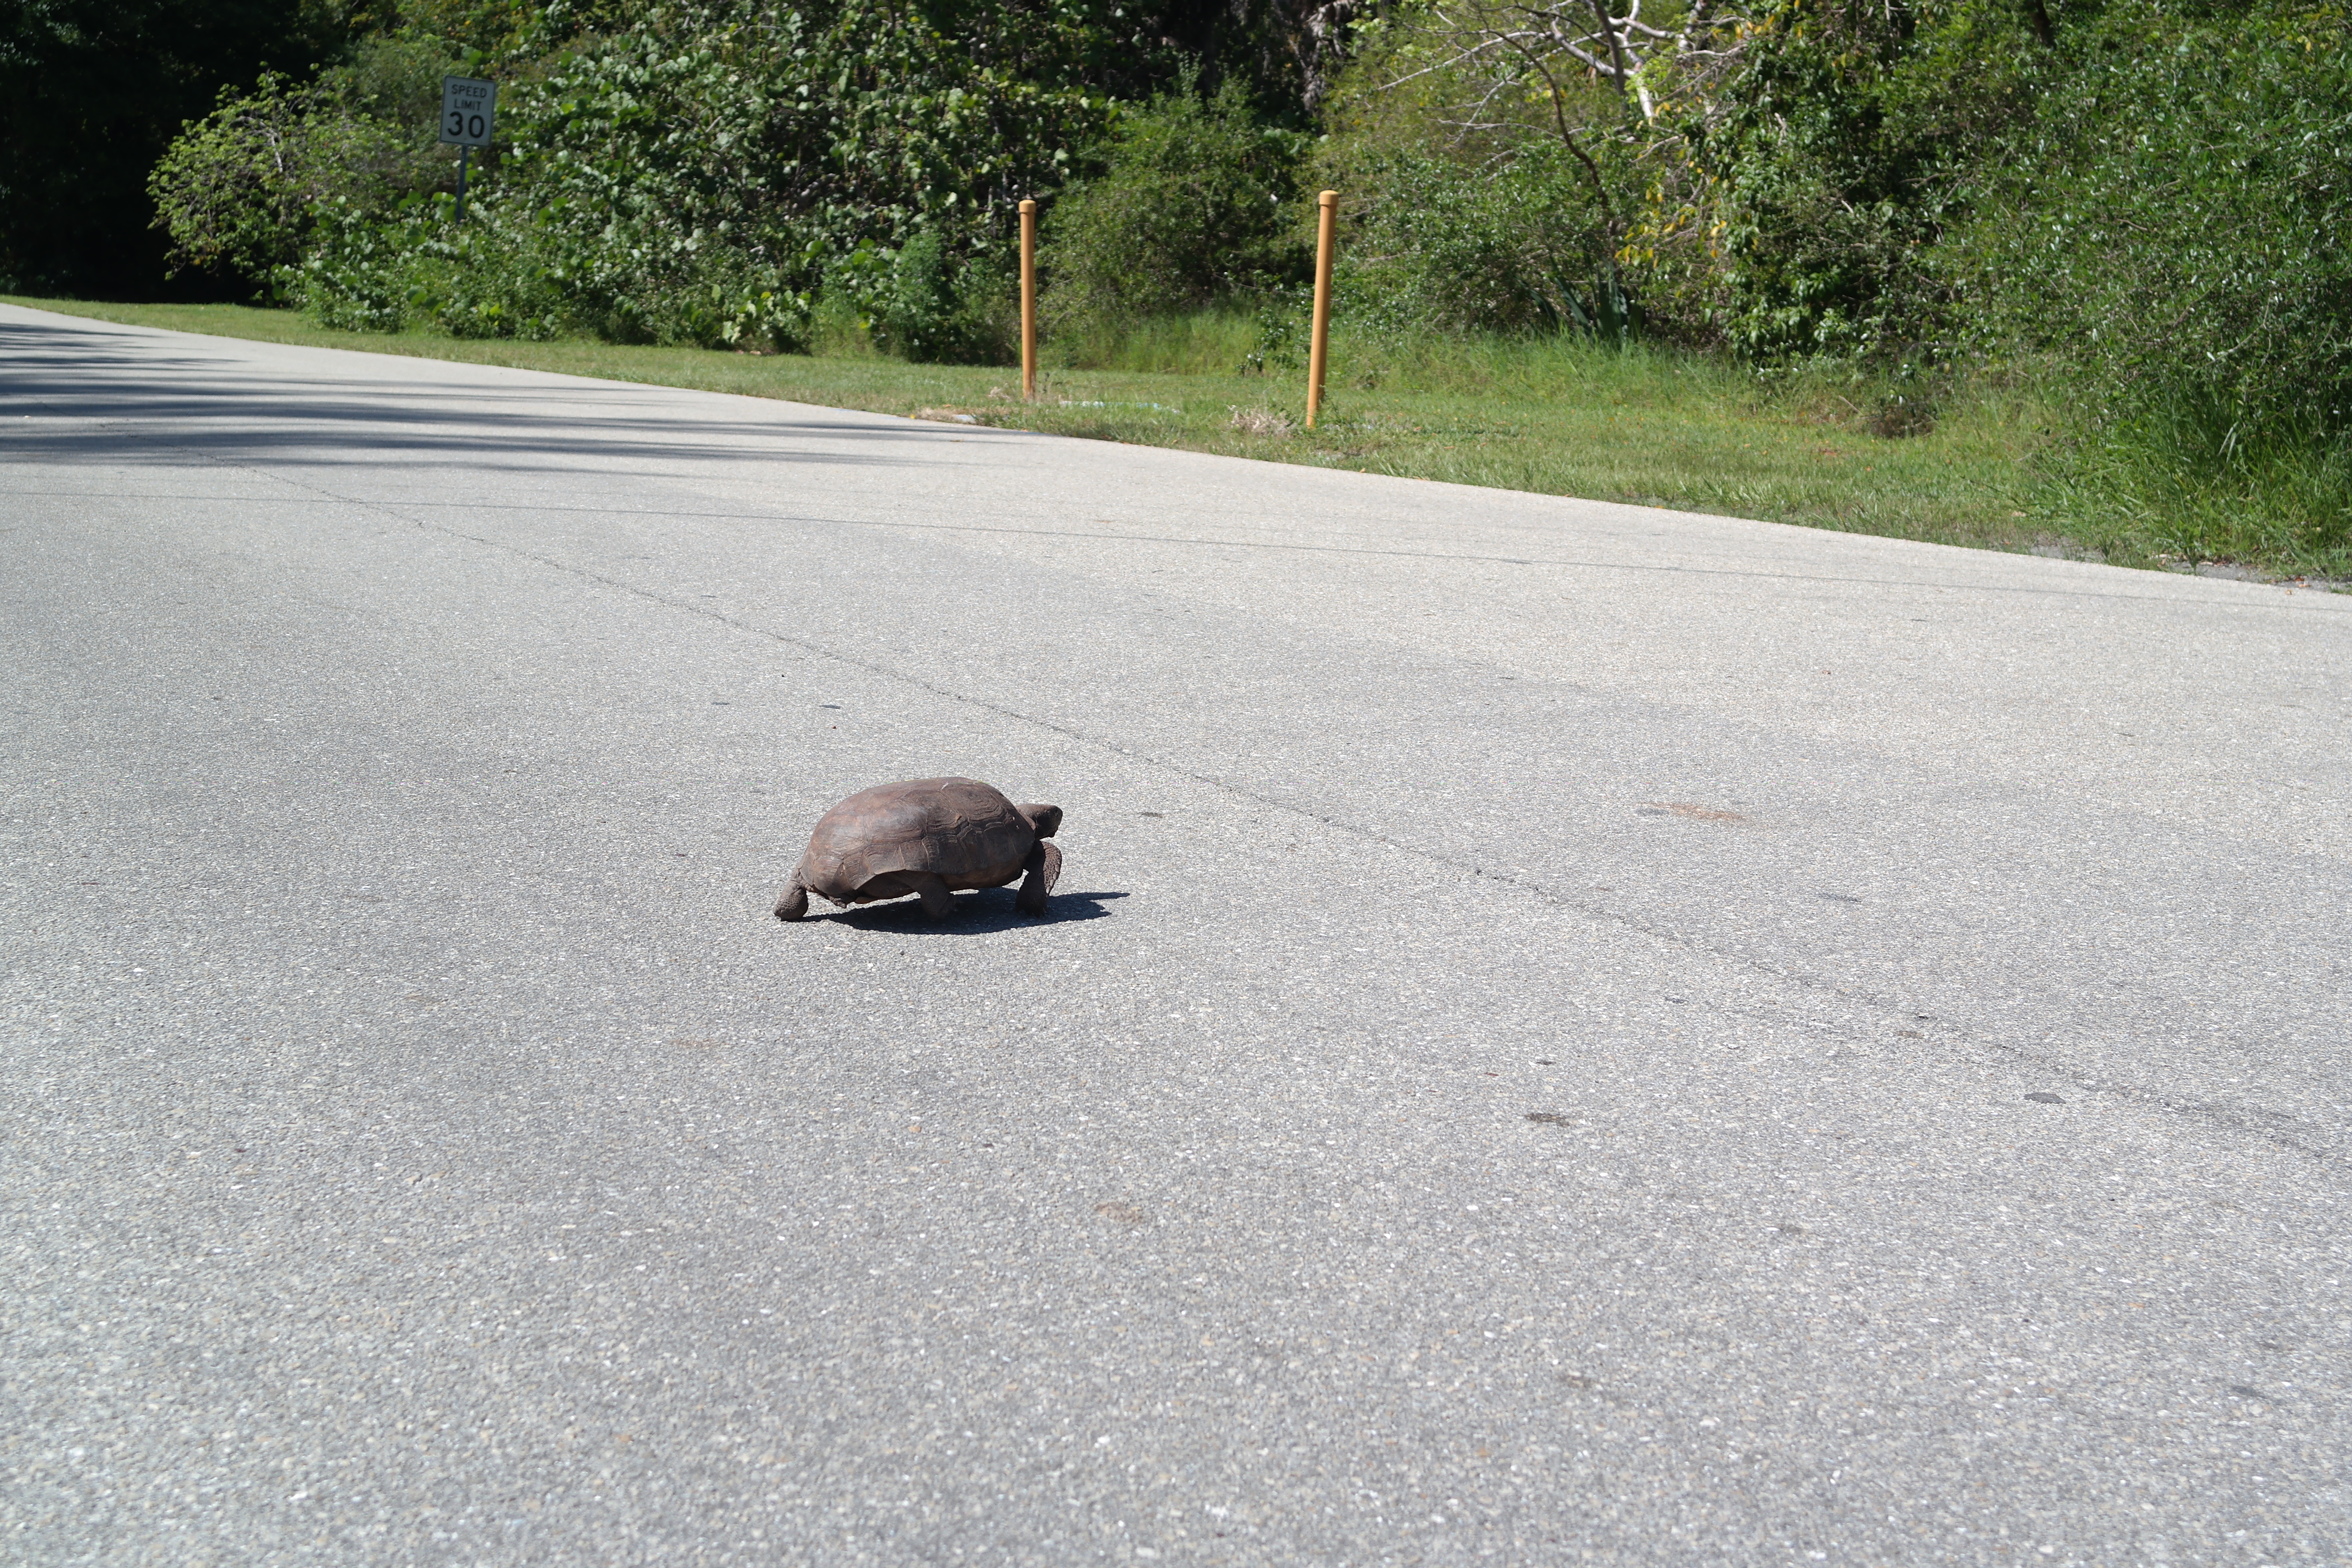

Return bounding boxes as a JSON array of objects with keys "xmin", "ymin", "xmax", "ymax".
[{"xmin": 1017, "ymin": 803, "xmax": 1062, "ymax": 839}]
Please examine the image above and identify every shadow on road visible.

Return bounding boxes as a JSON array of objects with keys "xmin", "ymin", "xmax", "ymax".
[
  {"xmin": 818, "ymin": 889, "xmax": 1127, "ymax": 934},
  {"xmin": 0, "ymin": 318, "xmax": 977, "ymax": 475}
]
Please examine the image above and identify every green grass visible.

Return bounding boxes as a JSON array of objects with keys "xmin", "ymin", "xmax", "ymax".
[
  {"xmin": 2029, "ymin": 402, "xmax": 2352, "ymax": 581},
  {"xmin": 0, "ymin": 295, "xmax": 2116, "ymax": 564}
]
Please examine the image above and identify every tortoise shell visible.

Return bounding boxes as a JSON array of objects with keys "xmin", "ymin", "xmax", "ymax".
[{"xmin": 791, "ymin": 777, "xmax": 1060, "ymax": 907}]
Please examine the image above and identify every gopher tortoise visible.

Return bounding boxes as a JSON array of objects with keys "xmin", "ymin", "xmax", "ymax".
[{"xmin": 775, "ymin": 777, "xmax": 1062, "ymax": 921}]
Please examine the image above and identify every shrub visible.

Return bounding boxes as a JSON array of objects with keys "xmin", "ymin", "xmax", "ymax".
[
  {"xmin": 288, "ymin": 198, "xmax": 420, "ymax": 333},
  {"xmin": 1926, "ymin": 0, "xmax": 2352, "ymax": 566},
  {"xmin": 147, "ymin": 75, "xmax": 425, "ymax": 296},
  {"xmin": 863, "ymin": 234, "xmax": 1015, "ymax": 364},
  {"xmin": 1040, "ymin": 76, "xmax": 1310, "ymax": 330},
  {"xmin": 1305, "ymin": 6, "xmax": 1638, "ymax": 343},
  {"xmin": 354, "ymin": 0, "xmax": 1122, "ymax": 357},
  {"xmin": 1960, "ymin": 0, "xmax": 2352, "ymax": 444},
  {"xmin": 154, "ymin": 0, "xmax": 1144, "ymax": 358},
  {"xmin": 289, "ymin": 190, "xmax": 814, "ymax": 349},
  {"xmin": 1327, "ymin": 142, "xmax": 1626, "ymax": 340},
  {"xmin": 1646, "ymin": 0, "xmax": 2035, "ymax": 363}
]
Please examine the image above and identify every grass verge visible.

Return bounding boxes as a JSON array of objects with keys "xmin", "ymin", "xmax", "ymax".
[{"xmin": 3, "ymin": 294, "xmax": 2113, "ymax": 565}]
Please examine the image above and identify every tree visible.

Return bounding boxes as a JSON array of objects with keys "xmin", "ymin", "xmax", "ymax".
[
  {"xmin": 147, "ymin": 71, "xmax": 432, "ymax": 291},
  {"xmin": 1376, "ymin": 0, "xmax": 1753, "ymax": 248}
]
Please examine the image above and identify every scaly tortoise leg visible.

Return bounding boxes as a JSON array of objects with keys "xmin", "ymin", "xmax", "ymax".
[
  {"xmin": 1014, "ymin": 840, "xmax": 1062, "ymax": 916},
  {"xmin": 899, "ymin": 872, "xmax": 956, "ymax": 919},
  {"xmin": 775, "ymin": 874, "xmax": 810, "ymax": 922}
]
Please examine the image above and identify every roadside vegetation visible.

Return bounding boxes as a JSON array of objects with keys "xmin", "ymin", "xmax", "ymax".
[
  {"xmin": 2, "ymin": 293, "xmax": 2052, "ymax": 558},
  {"xmin": 6, "ymin": 0, "xmax": 2347, "ymax": 579}
]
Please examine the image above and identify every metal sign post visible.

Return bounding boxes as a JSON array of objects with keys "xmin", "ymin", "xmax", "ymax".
[{"xmin": 438, "ymin": 76, "xmax": 497, "ymax": 220}]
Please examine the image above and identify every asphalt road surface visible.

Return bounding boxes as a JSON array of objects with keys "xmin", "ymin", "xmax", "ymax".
[{"xmin": 5, "ymin": 303, "xmax": 2348, "ymax": 1566}]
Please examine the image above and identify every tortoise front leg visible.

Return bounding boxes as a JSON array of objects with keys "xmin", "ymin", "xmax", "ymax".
[
  {"xmin": 899, "ymin": 872, "xmax": 957, "ymax": 919},
  {"xmin": 1014, "ymin": 840, "xmax": 1062, "ymax": 916}
]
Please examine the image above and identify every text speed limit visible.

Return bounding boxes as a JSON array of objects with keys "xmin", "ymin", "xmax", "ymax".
[{"xmin": 439, "ymin": 77, "xmax": 496, "ymax": 147}]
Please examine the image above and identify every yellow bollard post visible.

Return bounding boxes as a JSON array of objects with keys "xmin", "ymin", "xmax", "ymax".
[
  {"xmin": 1019, "ymin": 199, "xmax": 1038, "ymax": 401},
  {"xmin": 1306, "ymin": 189, "xmax": 1338, "ymax": 430}
]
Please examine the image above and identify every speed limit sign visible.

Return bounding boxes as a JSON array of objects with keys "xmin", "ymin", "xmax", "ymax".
[{"xmin": 439, "ymin": 76, "xmax": 496, "ymax": 147}]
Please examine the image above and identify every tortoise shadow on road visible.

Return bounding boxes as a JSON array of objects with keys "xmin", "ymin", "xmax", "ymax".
[{"xmin": 820, "ymin": 888, "xmax": 1126, "ymax": 934}]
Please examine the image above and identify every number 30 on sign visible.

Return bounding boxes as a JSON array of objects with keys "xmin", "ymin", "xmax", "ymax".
[{"xmin": 440, "ymin": 77, "xmax": 496, "ymax": 146}]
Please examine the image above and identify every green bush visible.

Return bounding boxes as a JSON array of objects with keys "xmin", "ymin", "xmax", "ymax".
[
  {"xmin": 147, "ymin": 74, "xmax": 430, "ymax": 297},
  {"xmin": 289, "ymin": 199, "xmax": 420, "ymax": 333},
  {"xmin": 1936, "ymin": 0, "xmax": 2352, "ymax": 567},
  {"xmin": 1304, "ymin": 6, "xmax": 1639, "ymax": 344},
  {"xmin": 1962, "ymin": 0, "xmax": 2352, "ymax": 441},
  {"xmin": 142, "ymin": 28, "xmax": 487, "ymax": 301},
  {"xmin": 1649, "ymin": 0, "xmax": 2028, "ymax": 362},
  {"xmin": 1328, "ymin": 141, "xmax": 1626, "ymax": 340},
  {"xmin": 1040, "ymin": 77, "xmax": 1309, "ymax": 330},
  {"xmin": 290, "ymin": 189, "xmax": 812, "ymax": 349},
  {"xmin": 863, "ymin": 234, "xmax": 1015, "ymax": 364},
  {"xmin": 272, "ymin": 0, "xmax": 1132, "ymax": 358}
]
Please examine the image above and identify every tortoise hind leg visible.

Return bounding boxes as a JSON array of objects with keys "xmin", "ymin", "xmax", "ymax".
[
  {"xmin": 1015, "ymin": 840, "xmax": 1062, "ymax": 916},
  {"xmin": 900, "ymin": 872, "xmax": 957, "ymax": 919},
  {"xmin": 775, "ymin": 874, "xmax": 810, "ymax": 922}
]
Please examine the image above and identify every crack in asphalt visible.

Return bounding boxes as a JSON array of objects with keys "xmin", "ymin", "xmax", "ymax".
[
  {"xmin": 41, "ymin": 393, "xmax": 2334, "ymax": 1168},
  {"xmin": 7, "ymin": 484, "xmax": 2347, "ymax": 610}
]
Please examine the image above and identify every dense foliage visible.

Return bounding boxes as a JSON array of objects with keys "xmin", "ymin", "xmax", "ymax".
[
  {"xmin": 1968, "ymin": 0, "xmax": 2352, "ymax": 436},
  {"xmin": 291, "ymin": 1, "xmax": 1118, "ymax": 350},
  {"xmin": 1963, "ymin": 0, "xmax": 2352, "ymax": 557},
  {"xmin": 1041, "ymin": 77, "xmax": 1313, "ymax": 328},
  {"xmin": 1311, "ymin": 0, "xmax": 2349, "ymax": 558},
  {"xmin": 141, "ymin": 0, "xmax": 1257, "ymax": 351},
  {"xmin": 1308, "ymin": 28, "xmax": 1629, "ymax": 341},
  {"xmin": 10, "ymin": 0, "xmax": 2350, "ymax": 563},
  {"xmin": 146, "ymin": 62, "xmax": 438, "ymax": 292}
]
